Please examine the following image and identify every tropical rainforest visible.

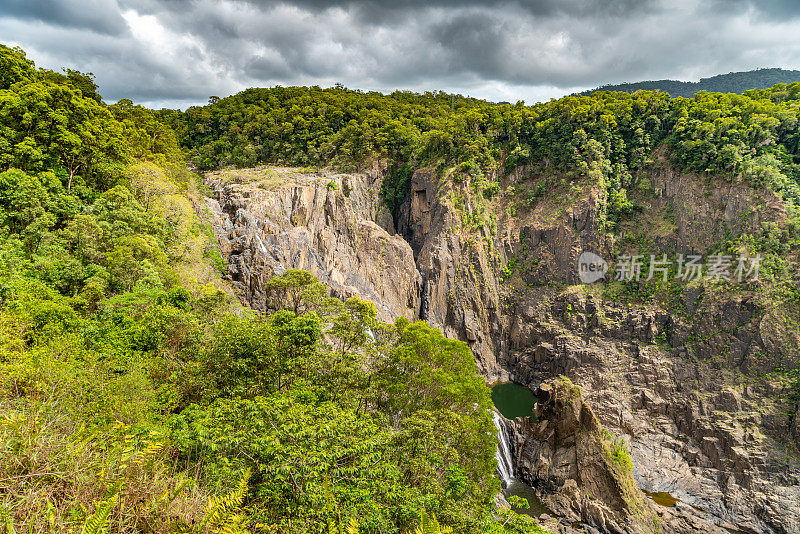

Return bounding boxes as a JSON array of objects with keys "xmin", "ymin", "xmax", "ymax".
[
  {"xmin": 0, "ymin": 44, "xmax": 548, "ymax": 534},
  {"xmin": 583, "ymin": 67, "xmax": 800, "ymax": 98},
  {"xmin": 1, "ymin": 40, "xmax": 800, "ymax": 533}
]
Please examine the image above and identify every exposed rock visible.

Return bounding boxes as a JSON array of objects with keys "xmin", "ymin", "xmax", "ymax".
[
  {"xmin": 396, "ymin": 168, "xmax": 507, "ymax": 376},
  {"xmin": 512, "ymin": 377, "xmax": 658, "ymax": 534},
  {"xmin": 203, "ymin": 166, "xmax": 421, "ymax": 321},
  {"xmin": 715, "ymin": 388, "xmax": 742, "ymax": 413},
  {"xmin": 201, "ymin": 160, "xmax": 800, "ymax": 534}
]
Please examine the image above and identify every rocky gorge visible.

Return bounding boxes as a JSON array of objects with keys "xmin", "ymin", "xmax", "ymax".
[{"xmin": 199, "ymin": 160, "xmax": 800, "ymax": 534}]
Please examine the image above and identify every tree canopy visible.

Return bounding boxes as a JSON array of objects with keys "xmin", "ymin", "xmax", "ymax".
[
  {"xmin": 168, "ymin": 78, "xmax": 800, "ymax": 224},
  {"xmin": 0, "ymin": 44, "xmax": 544, "ymax": 534}
]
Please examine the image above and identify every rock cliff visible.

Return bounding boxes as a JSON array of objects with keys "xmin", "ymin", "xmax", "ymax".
[
  {"xmin": 511, "ymin": 377, "xmax": 660, "ymax": 534},
  {"xmin": 201, "ymin": 165, "xmax": 420, "ymax": 322},
  {"xmin": 202, "ymin": 160, "xmax": 800, "ymax": 534}
]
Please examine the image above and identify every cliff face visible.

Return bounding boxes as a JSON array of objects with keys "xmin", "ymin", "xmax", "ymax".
[
  {"xmin": 203, "ymin": 160, "xmax": 800, "ymax": 534},
  {"xmin": 511, "ymin": 377, "xmax": 661, "ymax": 534},
  {"xmin": 201, "ymin": 165, "xmax": 420, "ymax": 322}
]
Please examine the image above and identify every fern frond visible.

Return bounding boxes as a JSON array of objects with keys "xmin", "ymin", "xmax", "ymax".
[
  {"xmin": 345, "ymin": 518, "xmax": 360, "ymax": 534},
  {"xmin": 201, "ymin": 469, "xmax": 250, "ymax": 528},
  {"xmin": 218, "ymin": 514, "xmax": 249, "ymax": 534},
  {"xmin": 133, "ymin": 437, "xmax": 167, "ymax": 467},
  {"xmin": 80, "ymin": 494, "xmax": 118, "ymax": 534},
  {"xmin": 414, "ymin": 512, "xmax": 452, "ymax": 534}
]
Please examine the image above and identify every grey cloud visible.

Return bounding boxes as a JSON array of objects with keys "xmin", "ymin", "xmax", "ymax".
[
  {"xmin": 428, "ymin": 11, "xmax": 506, "ymax": 77},
  {"xmin": 2, "ymin": 0, "xmax": 800, "ymax": 108},
  {"xmin": 218, "ymin": 0, "xmax": 657, "ymax": 19},
  {"xmin": 0, "ymin": 17, "xmax": 225, "ymax": 103},
  {"xmin": 124, "ymin": 0, "xmax": 662, "ymax": 33},
  {"xmin": 708, "ymin": 0, "xmax": 800, "ymax": 21},
  {"xmin": 0, "ymin": 0, "xmax": 128, "ymax": 34}
]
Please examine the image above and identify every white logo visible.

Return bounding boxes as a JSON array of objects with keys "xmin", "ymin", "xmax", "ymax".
[{"xmin": 578, "ymin": 251, "xmax": 608, "ymax": 284}]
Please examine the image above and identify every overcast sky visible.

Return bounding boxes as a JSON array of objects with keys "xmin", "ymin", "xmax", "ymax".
[{"xmin": 2, "ymin": 0, "xmax": 800, "ymax": 109}]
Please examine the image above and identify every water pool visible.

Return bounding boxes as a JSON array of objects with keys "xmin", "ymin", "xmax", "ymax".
[{"xmin": 491, "ymin": 381, "xmax": 537, "ymax": 420}]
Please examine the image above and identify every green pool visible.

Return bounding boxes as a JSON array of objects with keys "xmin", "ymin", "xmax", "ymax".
[{"xmin": 491, "ymin": 382, "xmax": 537, "ymax": 420}]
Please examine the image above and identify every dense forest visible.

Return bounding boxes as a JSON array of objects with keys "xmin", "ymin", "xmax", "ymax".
[
  {"xmin": 3, "ymin": 39, "xmax": 800, "ymax": 533},
  {"xmin": 0, "ymin": 45, "xmax": 547, "ymax": 533},
  {"xmin": 167, "ymin": 74, "xmax": 800, "ymax": 232},
  {"xmin": 170, "ymin": 74, "xmax": 800, "ymax": 353},
  {"xmin": 581, "ymin": 68, "xmax": 800, "ymax": 98}
]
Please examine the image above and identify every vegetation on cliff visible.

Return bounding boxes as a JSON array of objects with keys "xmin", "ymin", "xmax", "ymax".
[
  {"xmin": 169, "ymin": 69, "xmax": 800, "ymax": 347},
  {"xmin": 168, "ymin": 76, "xmax": 800, "ymax": 221},
  {"xmin": 0, "ymin": 45, "xmax": 552, "ymax": 533}
]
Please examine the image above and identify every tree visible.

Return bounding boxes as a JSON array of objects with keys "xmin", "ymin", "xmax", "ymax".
[
  {"xmin": 0, "ymin": 79, "xmax": 127, "ymax": 189},
  {"xmin": 329, "ymin": 296, "xmax": 377, "ymax": 358},
  {"xmin": 41, "ymin": 68, "xmax": 102, "ymax": 102},
  {"xmin": 271, "ymin": 309, "xmax": 321, "ymax": 390},
  {"xmin": 0, "ymin": 45, "xmax": 34, "ymax": 89},
  {"xmin": 373, "ymin": 319, "xmax": 492, "ymax": 417},
  {"xmin": 264, "ymin": 269, "xmax": 326, "ymax": 315},
  {"xmin": 205, "ymin": 314, "xmax": 276, "ymax": 398}
]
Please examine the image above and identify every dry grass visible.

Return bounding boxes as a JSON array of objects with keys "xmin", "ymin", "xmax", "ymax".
[
  {"xmin": 205, "ymin": 165, "xmax": 320, "ymax": 191},
  {"xmin": 0, "ymin": 400, "xmax": 210, "ymax": 533}
]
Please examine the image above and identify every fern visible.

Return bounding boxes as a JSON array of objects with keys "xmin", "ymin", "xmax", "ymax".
[
  {"xmin": 328, "ymin": 518, "xmax": 360, "ymax": 534},
  {"xmin": 344, "ymin": 518, "xmax": 360, "ymax": 534},
  {"xmin": 414, "ymin": 512, "xmax": 452, "ymax": 534},
  {"xmin": 199, "ymin": 469, "xmax": 250, "ymax": 531},
  {"xmin": 80, "ymin": 493, "xmax": 118, "ymax": 534},
  {"xmin": 218, "ymin": 513, "xmax": 248, "ymax": 534},
  {"xmin": 132, "ymin": 435, "xmax": 167, "ymax": 467}
]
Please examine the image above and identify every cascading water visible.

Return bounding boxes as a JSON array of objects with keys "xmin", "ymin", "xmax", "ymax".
[{"xmin": 493, "ymin": 410, "xmax": 514, "ymax": 486}]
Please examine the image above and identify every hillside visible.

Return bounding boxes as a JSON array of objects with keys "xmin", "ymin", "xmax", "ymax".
[
  {"xmin": 582, "ymin": 67, "xmax": 800, "ymax": 97},
  {"xmin": 2, "ymin": 41, "xmax": 800, "ymax": 534},
  {"xmin": 0, "ymin": 44, "xmax": 545, "ymax": 534},
  {"xmin": 171, "ymin": 68, "xmax": 800, "ymax": 533}
]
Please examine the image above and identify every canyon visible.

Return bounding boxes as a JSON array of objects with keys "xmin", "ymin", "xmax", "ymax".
[{"xmin": 200, "ymin": 160, "xmax": 800, "ymax": 534}]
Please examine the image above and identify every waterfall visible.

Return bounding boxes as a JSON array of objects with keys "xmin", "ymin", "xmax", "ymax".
[
  {"xmin": 493, "ymin": 411, "xmax": 514, "ymax": 486},
  {"xmin": 254, "ymin": 233, "xmax": 269, "ymax": 256}
]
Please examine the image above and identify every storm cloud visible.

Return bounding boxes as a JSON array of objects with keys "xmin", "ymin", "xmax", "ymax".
[{"xmin": 2, "ymin": 0, "xmax": 800, "ymax": 108}]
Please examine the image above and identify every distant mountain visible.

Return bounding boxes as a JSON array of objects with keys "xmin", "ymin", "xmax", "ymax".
[{"xmin": 582, "ymin": 68, "xmax": 800, "ymax": 97}]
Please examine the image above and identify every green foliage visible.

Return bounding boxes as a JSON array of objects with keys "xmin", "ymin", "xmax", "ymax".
[
  {"xmin": 0, "ymin": 45, "xmax": 35, "ymax": 90},
  {"xmin": 601, "ymin": 428, "xmax": 633, "ymax": 473},
  {"xmin": 414, "ymin": 511, "xmax": 453, "ymax": 534},
  {"xmin": 487, "ymin": 496, "xmax": 552, "ymax": 534},
  {"xmin": 80, "ymin": 493, "xmax": 118, "ymax": 534},
  {"xmin": 584, "ymin": 67, "xmax": 800, "ymax": 98},
  {"xmin": 205, "ymin": 247, "xmax": 227, "ymax": 275},
  {"xmin": 264, "ymin": 268, "xmax": 327, "ymax": 314},
  {"xmin": 41, "ymin": 68, "xmax": 103, "ymax": 103},
  {"xmin": 171, "ymin": 312, "xmax": 498, "ymax": 534},
  {"xmin": 0, "ymin": 46, "xmax": 181, "ymax": 193},
  {"xmin": 0, "ymin": 45, "xmax": 239, "ymax": 532},
  {"xmin": 199, "ymin": 469, "xmax": 251, "ymax": 531},
  {"xmin": 382, "ymin": 160, "xmax": 414, "ymax": 213},
  {"xmin": 0, "ymin": 46, "xmax": 505, "ymax": 533}
]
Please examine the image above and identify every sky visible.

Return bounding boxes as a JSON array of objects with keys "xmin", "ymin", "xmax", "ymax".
[{"xmin": 2, "ymin": 0, "xmax": 800, "ymax": 109}]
